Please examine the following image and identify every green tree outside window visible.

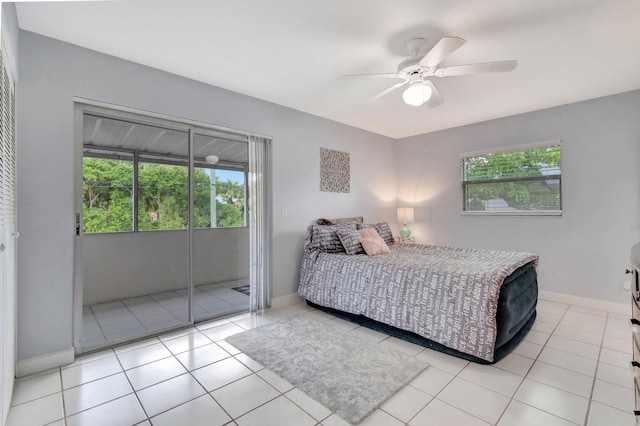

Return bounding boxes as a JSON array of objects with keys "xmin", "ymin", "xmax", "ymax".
[{"xmin": 83, "ymin": 157, "xmax": 246, "ymax": 233}]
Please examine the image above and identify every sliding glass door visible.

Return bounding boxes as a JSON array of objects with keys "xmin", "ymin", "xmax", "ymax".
[
  {"xmin": 80, "ymin": 115, "xmax": 191, "ymax": 349},
  {"xmin": 75, "ymin": 105, "xmax": 263, "ymax": 353},
  {"xmin": 191, "ymin": 130, "xmax": 250, "ymax": 322}
]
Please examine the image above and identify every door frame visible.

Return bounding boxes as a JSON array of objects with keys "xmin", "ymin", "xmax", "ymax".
[{"xmin": 72, "ymin": 98, "xmax": 271, "ymax": 354}]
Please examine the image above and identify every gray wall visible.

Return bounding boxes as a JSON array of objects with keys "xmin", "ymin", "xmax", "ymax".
[
  {"xmin": 83, "ymin": 228, "xmax": 249, "ymax": 305},
  {"xmin": 17, "ymin": 31, "xmax": 397, "ymax": 361},
  {"xmin": 397, "ymin": 91, "xmax": 640, "ymax": 304}
]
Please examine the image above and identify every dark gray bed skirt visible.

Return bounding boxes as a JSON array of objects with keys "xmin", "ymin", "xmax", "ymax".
[{"xmin": 306, "ymin": 261, "xmax": 538, "ymax": 364}]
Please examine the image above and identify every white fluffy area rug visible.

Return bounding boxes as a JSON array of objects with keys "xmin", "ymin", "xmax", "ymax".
[{"xmin": 226, "ymin": 315, "xmax": 429, "ymax": 424}]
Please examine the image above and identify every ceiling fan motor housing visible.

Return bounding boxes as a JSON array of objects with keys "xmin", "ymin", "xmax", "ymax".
[
  {"xmin": 397, "ymin": 57, "xmax": 422, "ymax": 74},
  {"xmin": 398, "ymin": 38, "xmax": 428, "ymax": 74}
]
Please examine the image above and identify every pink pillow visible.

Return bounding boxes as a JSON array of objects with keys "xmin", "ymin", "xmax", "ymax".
[
  {"xmin": 359, "ymin": 228, "xmax": 381, "ymax": 239},
  {"xmin": 360, "ymin": 237, "xmax": 390, "ymax": 256}
]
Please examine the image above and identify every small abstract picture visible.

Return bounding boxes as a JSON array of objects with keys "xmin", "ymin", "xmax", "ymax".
[{"xmin": 320, "ymin": 148, "xmax": 350, "ymax": 193}]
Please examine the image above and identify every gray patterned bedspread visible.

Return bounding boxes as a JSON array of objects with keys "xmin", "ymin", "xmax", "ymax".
[{"xmin": 298, "ymin": 244, "xmax": 538, "ymax": 362}]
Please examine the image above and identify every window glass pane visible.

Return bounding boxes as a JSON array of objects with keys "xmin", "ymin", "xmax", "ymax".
[
  {"xmin": 193, "ymin": 168, "xmax": 246, "ymax": 228},
  {"xmin": 465, "ymin": 179, "xmax": 561, "ymax": 211},
  {"xmin": 193, "ymin": 167, "xmax": 215, "ymax": 228},
  {"xmin": 82, "ymin": 157, "xmax": 134, "ymax": 232},
  {"xmin": 215, "ymin": 169, "xmax": 246, "ymax": 228},
  {"xmin": 463, "ymin": 145, "xmax": 561, "ymax": 181},
  {"xmin": 138, "ymin": 162, "xmax": 189, "ymax": 230},
  {"xmin": 462, "ymin": 144, "xmax": 561, "ymax": 213}
]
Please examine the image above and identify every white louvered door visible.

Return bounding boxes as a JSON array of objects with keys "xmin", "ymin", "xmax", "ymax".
[{"xmin": 0, "ymin": 45, "xmax": 17, "ymax": 425}]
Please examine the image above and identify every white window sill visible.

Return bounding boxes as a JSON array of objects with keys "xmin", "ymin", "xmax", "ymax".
[{"xmin": 461, "ymin": 210, "xmax": 562, "ymax": 217}]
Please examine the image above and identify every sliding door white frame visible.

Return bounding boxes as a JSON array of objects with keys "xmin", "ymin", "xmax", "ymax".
[{"xmin": 187, "ymin": 128, "xmax": 195, "ymax": 324}]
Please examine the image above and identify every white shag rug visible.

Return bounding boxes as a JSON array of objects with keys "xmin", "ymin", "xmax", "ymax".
[{"xmin": 226, "ymin": 315, "xmax": 429, "ymax": 424}]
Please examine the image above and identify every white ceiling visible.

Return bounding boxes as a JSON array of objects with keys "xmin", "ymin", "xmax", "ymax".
[{"xmin": 14, "ymin": 0, "xmax": 640, "ymax": 139}]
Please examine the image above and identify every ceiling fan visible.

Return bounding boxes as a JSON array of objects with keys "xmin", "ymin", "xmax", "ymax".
[{"xmin": 342, "ymin": 37, "xmax": 517, "ymax": 108}]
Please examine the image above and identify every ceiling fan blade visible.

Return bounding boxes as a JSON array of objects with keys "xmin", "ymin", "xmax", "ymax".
[
  {"xmin": 423, "ymin": 80, "xmax": 444, "ymax": 108},
  {"xmin": 339, "ymin": 73, "xmax": 402, "ymax": 79},
  {"xmin": 367, "ymin": 80, "xmax": 409, "ymax": 103},
  {"xmin": 419, "ymin": 37, "xmax": 466, "ymax": 68},
  {"xmin": 436, "ymin": 60, "xmax": 517, "ymax": 77}
]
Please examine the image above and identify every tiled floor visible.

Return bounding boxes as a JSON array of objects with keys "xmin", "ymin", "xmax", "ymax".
[
  {"xmin": 8, "ymin": 299, "xmax": 635, "ymax": 426},
  {"xmin": 82, "ymin": 279, "xmax": 250, "ymax": 350}
]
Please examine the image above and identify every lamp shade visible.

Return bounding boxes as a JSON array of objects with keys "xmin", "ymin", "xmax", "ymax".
[
  {"xmin": 397, "ymin": 207, "xmax": 414, "ymax": 224},
  {"xmin": 402, "ymin": 83, "xmax": 432, "ymax": 106}
]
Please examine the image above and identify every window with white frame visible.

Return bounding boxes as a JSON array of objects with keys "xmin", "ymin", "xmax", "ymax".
[{"xmin": 461, "ymin": 142, "xmax": 562, "ymax": 215}]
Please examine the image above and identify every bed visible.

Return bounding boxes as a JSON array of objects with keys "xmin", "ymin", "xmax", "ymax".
[{"xmin": 297, "ymin": 222, "xmax": 539, "ymax": 364}]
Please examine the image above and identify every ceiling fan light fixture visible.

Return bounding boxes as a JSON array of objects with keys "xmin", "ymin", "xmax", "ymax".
[{"xmin": 402, "ymin": 82, "xmax": 432, "ymax": 106}]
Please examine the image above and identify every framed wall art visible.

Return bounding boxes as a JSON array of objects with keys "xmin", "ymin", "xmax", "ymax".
[{"xmin": 320, "ymin": 147, "xmax": 350, "ymax": 193}]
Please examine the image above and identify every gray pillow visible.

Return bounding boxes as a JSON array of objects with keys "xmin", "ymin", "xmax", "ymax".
[
  {"xmin": 317, "ymin": 216, "xmax": 364, "ymax": 225},
  {"xmin": 374, "ymin": 222, "xmax": 394, "ymax": 246},
  {"xmin": 336, "ymin": 225, "xmax": 365, "ymax": 255},
  {"xmin": 307, "ymin": 224, "xmax": 349, "ymax": 253}
]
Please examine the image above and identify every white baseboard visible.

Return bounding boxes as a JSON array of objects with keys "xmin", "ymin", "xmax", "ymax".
[
  {"xmin": 16, "ymin": 347, "xmax": 75, "ymax": 378},
  {"xmin": 271, "ymin": 293, "xmax": 304, "ymax": 309},
  {"xmin": 539, "ymin": 290, "xmax": 628, "ymax": 315}
]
